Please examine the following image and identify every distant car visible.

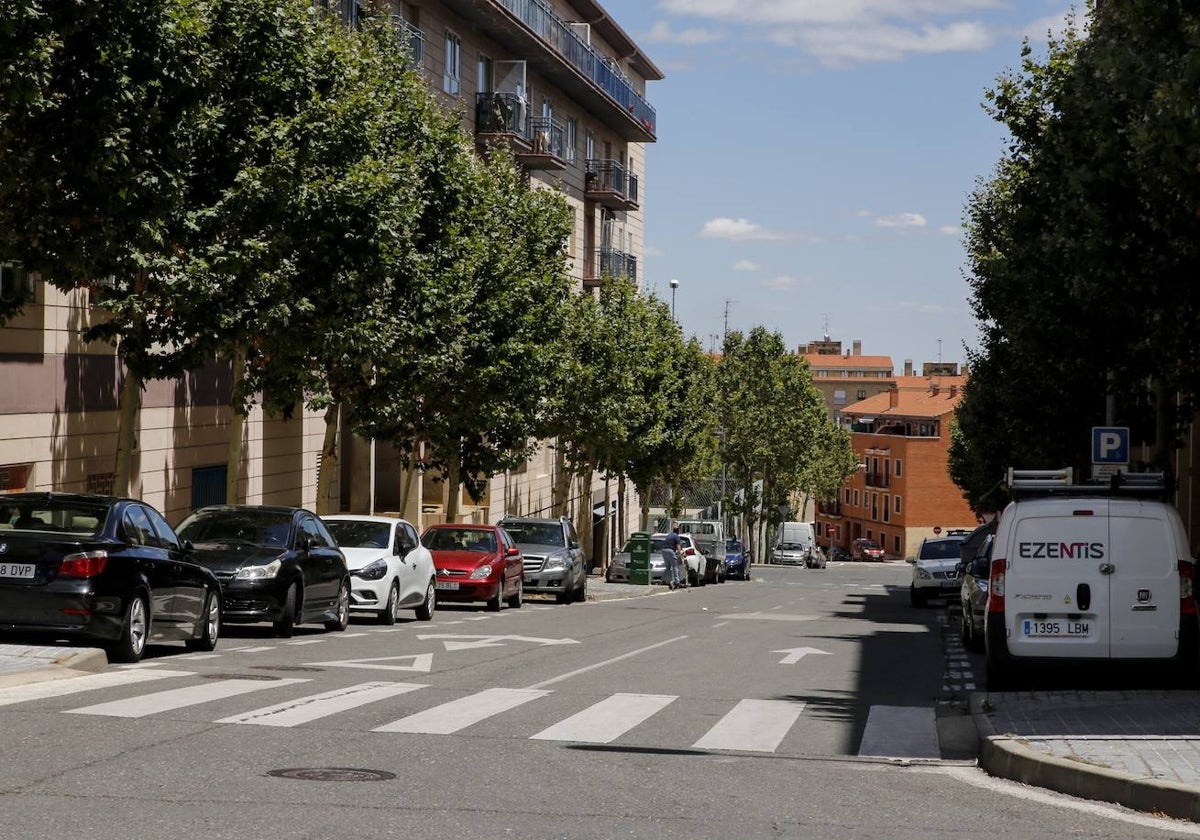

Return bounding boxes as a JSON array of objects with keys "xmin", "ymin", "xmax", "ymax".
[
  {"xmin": 176, "ymin": 505, "xmax": 351, "ymax": 637},
  {"xmin": 724, "ymin": 538, "xmax": 751, "ymax": 580},
  {"xmin": 773, "ymin": 541, "xmax": 807, "ymax": 565},
  {"xmin": 909, "ymin": 531, "xmax": 972, "ymax": 606},
  {"xmin": 323, "ymin": 515, "xmax": 435, "ymax": 623},
  {"xmin": 498, "ymin": 516, "xmax": 586, "ymax": 604},
  {"xmin": 804, "ymin": 545, "xmax": 827, "ymax": 569},
  {"xmin": 852, "ymin": 538, "xmax": 885, "ymax": 562},
  {"xmin": 0, "ymin": 493, "xmax": 222, "ymax": 663},
  {"xmin": 421, "ymin": 523, "xmax": 523, "ymax": 611},
  {"xmin": 607, "ymin": 535, "xmax": 668, "ymax": 584}
]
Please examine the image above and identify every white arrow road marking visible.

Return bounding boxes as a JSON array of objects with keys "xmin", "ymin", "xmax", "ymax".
[
  {"xmin": 306, "ymin": 654, "xmax": 434, "ymax": 672},
  {"xmin": 773, "ymin": 647, "xmax": 832, "ymax": 665},
  {"xmin": 217, "ymin": 681, "xmax": 427, "ymax": 726},
  {"xmin": 416, "ymin": 634, "xmax": 579, "ymax": 651}
]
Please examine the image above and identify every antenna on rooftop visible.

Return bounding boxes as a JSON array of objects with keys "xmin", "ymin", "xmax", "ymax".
[{"xmin": 723, "ymin": 299, "xmax": 736, "ymax": 338}]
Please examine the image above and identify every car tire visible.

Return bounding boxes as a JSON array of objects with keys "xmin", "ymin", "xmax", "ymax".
[
  {"xmin": 968, "ymin": 612, "xmax": 985, "ymax": 652},
  {"xmin": 556, "ymin": 588, "xmax": 571, "ymax": 605},
  {"xmin": 959, "ymin": 607, "xmax": 971, "ymax": 644},
  {"xmin": 109, "ymin": 593, "xmax": 149, "ymax": 663},
  {"xmin": 186, "ymin": 590, "xmax": 221, "ymax": 652},
  {"xmin": 380, "ymin": 582, "xmax": 400, "ymax": 625},
  {"xmin": 273, "ymin": 583, "xmax": 298, "ymax": 638},
  {"xmin": 909, "ymin": 585, "xmax": 926, "ymax": 608},
  {"xmin": 573, "ymin": 573, "xmax": 587, "ymax": 603},
  {"xmin": 325, "ymin": 579, "xmax": 350, "ymax": 632},
  {"xmin": 487, "ymin": 580, "xmax": 504, "ymax": 612},
  {"xmin": 416, "ymin": 580, "xmax": 436, "ymax": 621},
  {"xmin": 507, "ymin": 578, "xmax": 523, "ymax": 609}
]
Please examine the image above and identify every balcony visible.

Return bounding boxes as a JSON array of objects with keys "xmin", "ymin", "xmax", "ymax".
[
  {"xmin": 585, "ymin": 159, "xmax": 639, "ymax": 211},
  {"xmin": 388, "ymin": 16, "xmax": 424, "ymax": 64},
  {"xmin": 582, "ymin": 247, "xmax": 637, "ymax": 288},
  {"xmin": 817, "ymin": 502, "xmax": 843, "ymax": 517},
  {"xmin": 476, "ymin": 92, "xmax": 532, "ymax": 152},
  {"xmin": 863, "ymin": 472, "xmax": 891, "ymax": 489},
  {"xmin": 439, "ymin": 0, "xmax": 657, "ymax": 141},
  {"xmin": 515, "ymin": 116, "xmax": 567, "ymax": 170}
]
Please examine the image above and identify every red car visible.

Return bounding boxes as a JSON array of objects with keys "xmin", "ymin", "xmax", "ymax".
[
  {"xmin": 420, "ymin": 523, "xmax": 524, "ymax": 611},
  {"xmin": 852, "ymin": 538, "xmax": 886, "ymax": 561}
]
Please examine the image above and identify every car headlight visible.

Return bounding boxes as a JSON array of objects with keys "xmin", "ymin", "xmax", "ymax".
[
  {"xmin": 916, "ymin": 568, "xmax": 932, "ymax": 580},
  {"xmin": 469, "ymin": 564, "xmax": 494, "ymax": 580},
  {"xmin": 236, "ymin": 558, "xmax": 282, "ymax": 580},
  {"xmin": 542, "ymin": 556, "xmax": 568, "ymax": 572},
  {"xmin": 355, "ymin": 558, "xmax": 388, "ymax": 581}
]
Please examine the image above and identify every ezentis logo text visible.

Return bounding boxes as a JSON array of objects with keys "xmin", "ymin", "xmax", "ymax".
[{"xmin": 1017, "ymin": 542, "xmax": 1106, "ymax": 560}]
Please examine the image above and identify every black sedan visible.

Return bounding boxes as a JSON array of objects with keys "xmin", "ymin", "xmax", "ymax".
[
  {"xmin": 176, "ymin": 505, "xmax": 350, "ymax": 637},
  {"xmin": 0, "ymin": 493, "xmax": 222, "ymax": 662}
]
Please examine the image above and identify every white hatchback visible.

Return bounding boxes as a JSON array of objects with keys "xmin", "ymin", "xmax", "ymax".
[{"xmin": 324, "ymin": 515, "xmax": 436, "ymax": 623}]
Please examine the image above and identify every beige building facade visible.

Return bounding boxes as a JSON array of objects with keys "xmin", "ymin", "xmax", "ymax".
[{"xmin": 0, "ymin": 0, "xmax": 660, "ymax": 564}]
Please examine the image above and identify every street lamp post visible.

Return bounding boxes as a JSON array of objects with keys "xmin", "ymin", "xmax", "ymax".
[{"xmin": 670, "ymin": 277, "xmax": 679, "ymax": 320}]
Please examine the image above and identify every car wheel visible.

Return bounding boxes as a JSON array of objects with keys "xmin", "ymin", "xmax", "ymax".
[
  {"xmin": 959, "ymin": 607, "xmax": 971, "ymax": 643},
  {"xmin": 486, "ymin": 579, "xmax": 504, "ymax": 612},
  {"xmin": 968, "ymin": 612, "xmax": 985, "ymax": 652},
  {"xmin": 574, "ymin": 573, "xmax": 587, "ymax": 602},
  {"xmin": 186, "ymin": 590, "xmax": 221, "ymax": 652},
  {"xmin": 416, "ymin": 580, "xmax": 436, "ymax": 621},
  {"xmin": 380, "ymin": 582, "xmax": 400, "ymax": 625},
  {"xmin": 909, "ymin": 585, "xmax": 926, "ymax": 608},
  {"xmin": 273, "ymin": 583, "xmax": 298, "ymax": 638},
  {"xmin": 507, "ymin": 577, "xmax": 523, "ymax": 609},
  {"xmin": 325, "ymin": 579, "xmax": 350, "ymax": 631},
  {"xmin": 109, "ymin": 594, "xmax": 149, "ymax": 663}
]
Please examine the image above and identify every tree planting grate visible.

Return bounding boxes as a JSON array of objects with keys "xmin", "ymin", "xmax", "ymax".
[{"xmin": 267, "ymin": 768, "xmax": 396, "ymax": 782}]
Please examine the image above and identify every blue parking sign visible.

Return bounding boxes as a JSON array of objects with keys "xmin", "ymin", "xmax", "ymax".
[{"xmin": 1092, "ymin": 427, "xmax": 1129, "ymax": 464}]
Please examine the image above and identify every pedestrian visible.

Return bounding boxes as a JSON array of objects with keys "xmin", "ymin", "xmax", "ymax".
[{"xmin": 663, "ymin": 525, "xmax": 683, "ymax": 590}]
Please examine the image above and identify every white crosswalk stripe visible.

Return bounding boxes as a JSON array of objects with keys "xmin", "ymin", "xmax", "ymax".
[
  {"xmin": 65, "ymin": 677, "xmax": 309, "ymax": 718},
  {"xmin": 374, "ymin": 687, "xmax": 551, "ymax": 734},
  {"xmin": 0, "ymin": 668, "xmax": 194, "ymax": 707},
  {"xmin": 692, "ymin": 699, "xmax": 805, "ymax": 753},
  {"xmin": 531, "ymin": 692, "xmax": 676, "ymax": 744},
  {"xmin": 217, "ymin": 681, "xmax": 427, "ymax": 727}
]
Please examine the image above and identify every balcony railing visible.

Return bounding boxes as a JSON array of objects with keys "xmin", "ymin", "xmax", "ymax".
[
  {"xmin": 817, "ymin": 502, "xmax": 842, "ymax": 517},
  {"xmin": 520, "ymin": 116, "xmax": 566, "ymax": 169},
  {"xmin": 863, "ymin": 472, "xmax": 891, "ymax": 488},
  {"xmin": 585, "ymin": 159, "xmax": 639, "ymax": 210},
  {"xmin": 583, "ymin": 247, "xmax": 637, "ymax": 286},
  {"xmin": 493, "ymin": 0, "xmax": 656, "ymax": 137},
  {"xmin": 476, "ymin": 92, "xmax": 531, "ymax": 140},
  {"xmin": 389, "ymin": 16, "xmax": 424, "ymax": 64}
]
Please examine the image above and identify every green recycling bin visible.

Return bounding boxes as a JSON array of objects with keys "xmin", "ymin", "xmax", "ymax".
[{"xmin": 629, "ymin": 531, "xmax": 652, "ymax": 585}]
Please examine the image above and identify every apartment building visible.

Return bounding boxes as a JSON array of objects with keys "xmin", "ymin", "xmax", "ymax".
[
  {"xmin": 816, "ymin": 375, "xmax": 976, "ymax": 559},
  {"xmin": 0, "ymin": 0, "xmax": 660, "ymax": 563},
  {"xmin": 800, "ymin": 338, "xmax": 896, "ymax": 418}
]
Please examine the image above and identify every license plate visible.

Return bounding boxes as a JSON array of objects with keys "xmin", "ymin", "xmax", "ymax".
[
  {"xmin": 435, "ymin": 581, "xmax": 460, "ymax": 591},
  {"xmin": 1023, "ymin": 619, "xmax": 1090, "ymax": 638},
  {"xmin": 523, "ymin": 576, "xmax": 533, "ymax": 585},
  {"xmin": 941, "ymin": 580, "xmax": 959, "ymax": 588},
  {"xmin": 0, "ymin": 563, "xmax": 35, "ymax": 579}
]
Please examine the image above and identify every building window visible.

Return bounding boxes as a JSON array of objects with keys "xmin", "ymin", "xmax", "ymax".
[
  {"xmin": 895, "ymin": 459, "xmax": 903, "ymax": 477},
  {"xmin": 476, "ymin": 53, "xmax": 493, "ymax": 93},
  {"xmin": 857, "ymin": 389, "xmax": 867, "ymax": 400},
  {"xmin": 0, "ymin": 263, "xmax": 32, "ymax": 303},
  {"xmin": 894, "ymin": 535, "xmax": 902, "ymax": 554},
  {"xmin": 443, "ymin": 30, "xmax": 461, "ymax": 95},
  {"xmin": 833, "ymin": 389, "xmax": 846, "ymax": 405},
  {"xmin": 894, "ymin": 495, "xmax": 902, "ymax": 514},
  {"xmin": 844, "ymin": 488, "xmax": 851, "ymax": 505},
  {"xmin": 565, "ymin": 116, "xmax": 578, "ymax": 165},
  {"xmin": 585, "ymin": 128, "xmax": 595, "ymax": 161},
  {"xmin": 853, "ymin": 489, "xmax": 859, "ymax": 506},
  {"xmin": 882, "ymin": 496, "xmax": 890, "ymax": 523}
]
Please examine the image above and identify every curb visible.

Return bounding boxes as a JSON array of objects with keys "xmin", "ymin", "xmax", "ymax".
[{"xmin": 971, "ymin": 694, "xmax": 1200, "ymax": 821}]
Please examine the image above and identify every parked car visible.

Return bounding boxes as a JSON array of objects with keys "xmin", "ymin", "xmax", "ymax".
[
  {"xmin": 323, "ymin": 515, "xmax": 435, "ymax": 623},
  {"xmin": 804, "ymin": 545, "xmax": 827, "ymax": 569},
  {"xmin": 607, "ymin": 535, "xmax": 668, "ymax": 584},
  {"xmin": 679, "ymin": 534, "xmax": 711, "ymax": 586},
  {"xmin": 176, "ymin": 505, "xmax": 350, "ymax": 638},
  {"xmin": 0, "ymin": 492, "xmax": 222, "ymax": 662},
  {"xmin": 957, "ymin": 526, "xmax": 995, "ymax": 651},
  {"xmin": 421, "ymin": 523, "xmax": 523, "ymax": 611},
  {"xmin": 498, "ymin": 516, "xmax": 586, "ymax": 604},
  {"xmin": 677, "ymin": 520, "xmax": 724, "ymax": 565},
  {"xmin": 851, "ymin": 538, "xmax": 885, "ymax": 562},
  {"xmin": 985, "ymin": 469, "xmax": 1198, "ymax": 689},
  {"xmin": 908, "ymin": 531, "xmax": 971, "ymax": 606},
  {"xmin": 724, "ymin": 538, "xmax": 751, "ymax": 580},
  {"xmin": 773, "ymin": 540, "xmax": 807, "ymax": 565}
]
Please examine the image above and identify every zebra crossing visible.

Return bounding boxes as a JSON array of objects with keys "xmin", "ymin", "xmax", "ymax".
[{"xmin": 0, "ymin": 667, "xmax": 819, "ymax": 754}]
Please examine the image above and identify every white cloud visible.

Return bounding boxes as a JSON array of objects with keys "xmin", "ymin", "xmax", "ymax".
[
  {"xmin": 700, "ymin": 217, "xmax": 787, "ymax": 241},
  {"xmin": 761, "ymin": 275, "xmax": 807, "ymax": 291},
  {"xmin": 644, "ymin": 20, "xmax": 723, "ymax": 45},
  {"xmin": 1022, "ymin": 10, "xmax": 1084, "ymax": 45},
  {"xmin": 938, "ymin": 225, "xmax": 962, "ymax": 236},
  {"xmin": 874, "ymin": 212, "xmax": 928, "ymax": 229},
  {"xmin": 733, "ymin": 260, "xmax": 761, "ymax": 271}
]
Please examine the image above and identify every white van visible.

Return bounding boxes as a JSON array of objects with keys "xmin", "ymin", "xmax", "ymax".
[{"xmin": 985, "ymin": 469, "xmax": 1198, "ymax": 688}]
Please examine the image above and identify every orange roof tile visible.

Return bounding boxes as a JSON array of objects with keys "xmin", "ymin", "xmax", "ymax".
[
  {"xmin": 803, "ymin": 354, "xmax": 894, "ymax": 369},
  {"xmin": 841, "ymin": 376, "xmax": 967, "ymax": 419}
]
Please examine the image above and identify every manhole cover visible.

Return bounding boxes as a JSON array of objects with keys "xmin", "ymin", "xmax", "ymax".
[
  {"xmin": 267, "ymin": 768, "xmax": 396, "ymax": 782},
  {"xmin": 200, "ymin": 673, "xmax": 280, "ymax": 681},
  {"xmin": 249, "ymin": 665, "xmax": 324, "ymax": 673}
]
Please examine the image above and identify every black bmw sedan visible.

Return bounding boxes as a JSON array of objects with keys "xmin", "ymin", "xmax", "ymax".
[
  {"xmin": 0, "ymin": 493, "xmax": 222, "ymax": 662},
  {"xmin": 176, "ymin": 505, "xmax": 350, "ymax": 637}
]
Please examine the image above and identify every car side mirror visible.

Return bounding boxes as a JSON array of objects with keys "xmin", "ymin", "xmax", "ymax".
[
  {"xmin": 300, "ymin": 536, "xmax": 314, "ymax": 552},
  {"xmin": 182, "ymin": 540, "xmax": 195, "ymax": 553},
  {"xmin": 506, "ymin": 546, "xmax": 521, "ymax": 556}
]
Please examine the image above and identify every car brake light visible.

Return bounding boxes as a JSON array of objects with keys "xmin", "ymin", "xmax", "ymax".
[
  {"xmin": 1180, "ymin": 561, "xmax": 1196, "ymax": 615},
  {"xmin": 59, "ymin": 550, "xmax": 108, "ymax": 578},
  {"xmin": 988, "ymin": 557, "xmax": 1006, "ymax": 613}
]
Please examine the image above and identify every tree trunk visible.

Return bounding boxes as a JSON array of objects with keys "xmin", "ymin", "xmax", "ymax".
[
  {"xmin": 576, "ymin": 461, "xmax": 594, "ymax": 569},
  {"xmin": 225, "ymin": 343, "xmax": 247, "ymax": 504},
  {"xmin": 637, "ymin": 481, "xmax": 651, "ymax": 531},
  {"xmin": 617, "ymin": 474, "xmax": 627, "ymax": 552},
  {"xmin": 399, "ymin": 464, "xmax": 417, "ymax": 518},
  {"xmin": 112, "ymin": 365, "xmax": 142, "ymax": 497},
  {"xmin": 444, "ymin": 445, "xmax": 461, "ymax": 523},
  {"xmin": 551, "ymin": 441, "xmax": 572, "ymax": 515},
  {"xmin": 599, "ymin": 474, "xmax": 611, "ymax": 573},
  {"xmin": 315, "ymin": 404, "xmax": 339, "ymax": 515}
]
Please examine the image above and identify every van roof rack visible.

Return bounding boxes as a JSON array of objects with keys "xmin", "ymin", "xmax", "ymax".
[{"xmin": 1006, "ymin": 468, "xmax": 1170, "ymax": 500}]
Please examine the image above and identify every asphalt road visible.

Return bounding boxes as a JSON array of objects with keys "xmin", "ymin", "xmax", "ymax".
[{"xmin": 1, "ymin": 561, "xmax": 1196, "ymax": 839}]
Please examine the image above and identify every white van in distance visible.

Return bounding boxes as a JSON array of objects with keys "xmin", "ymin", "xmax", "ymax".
[{"xmin": 985, "ymin": 469, "xmax": 1198, "ymax": 689}]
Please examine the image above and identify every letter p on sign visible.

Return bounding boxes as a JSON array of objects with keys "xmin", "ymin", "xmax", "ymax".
[{"xmin": 1092, "ymin": 427, "xmax": 1129, "ymax": 464}]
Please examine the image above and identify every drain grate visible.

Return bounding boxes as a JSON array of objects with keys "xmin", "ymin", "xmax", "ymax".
[
  {"xmin": 200, "ymin": 673, "xmax": 281, "ymax": 681},
  {"xmin": 267, "ymin": 768, "xmax": 396, "ymax": 782},
  {"xmin": 249, "ymin": 665, "xmax": 324, "ymax": 673}
]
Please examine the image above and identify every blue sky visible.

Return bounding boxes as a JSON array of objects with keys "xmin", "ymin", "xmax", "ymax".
[{"xmin": 602, "ymin": 0, "xmax": 1075, "ymax": 369}]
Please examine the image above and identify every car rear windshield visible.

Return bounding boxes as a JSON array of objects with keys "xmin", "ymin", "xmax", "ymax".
[
  {"xmin": 680, "ymin": 523, "xmax": 715, "ymax": 536},
  {"xmin": 325, "ymin": 520, "xmax": 391, "ymax": 549},
  {"xmin": 423, "ymin": 528, "xmax": 496, "ymax": 552},
  {"xmin": 0, "ymin": 499, "xmax": 108, "ymax": 537},
  {"xmin": 919, "ymin": 539, "xmax": 964, "ymax": 560},
  {"xmin": 501, "ymin": 522, "xmax": 564, "ymax": 547},
  {"xmin": 177, "ymin": 510, "xmax": 292, "ymax": 548}
]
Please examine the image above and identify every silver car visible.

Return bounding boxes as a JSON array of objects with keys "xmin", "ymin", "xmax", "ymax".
[
  {"xmin": 608, "ymin": 533, "xmax": 706, "ymax": 584},
  {"xmin": 498, "ymin": 516, "xmax": 586, "ymax": 604}
]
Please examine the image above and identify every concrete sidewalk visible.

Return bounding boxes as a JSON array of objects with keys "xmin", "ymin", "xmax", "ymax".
[
  {"xmin": 973, "ymin": 690, "xmax": 1200, "ymax": 821},
  {"xmin": 0, "ymin": 643, "xmax": 107, "ymax": 687}
]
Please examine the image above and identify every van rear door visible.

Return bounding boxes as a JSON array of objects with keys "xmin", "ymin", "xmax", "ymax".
[
  {"xmin": 1007, "ymin": 500, "xmax": 1109, "ymax": 659},
  {"xmin": 1107, "ymin": 501, "xmax": 1180, "ymax": 659}
]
